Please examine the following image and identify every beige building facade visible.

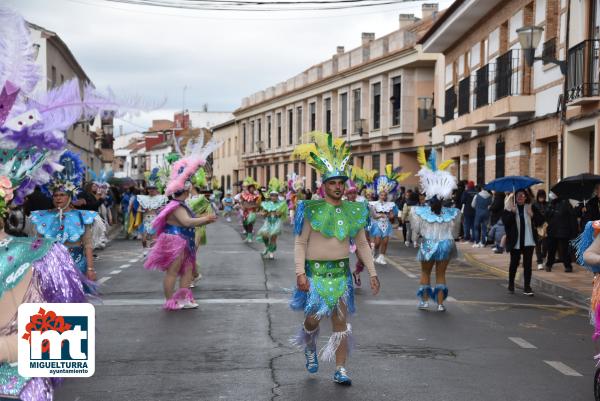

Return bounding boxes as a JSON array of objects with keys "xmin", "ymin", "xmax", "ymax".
[
  {"xmin": 234, "ymin": 4, "xmax": 442, "ymax": 190},
  {"xmin": 212, "ymin": 119, "xmax": 242, "ymax": 191},
  {"xmin": 563, "ymin": 0, "xmax": 600, "ymax": 176},
  {"xmin": 421, "ymin": 0, "xmax": 598, "ymax": 191}
]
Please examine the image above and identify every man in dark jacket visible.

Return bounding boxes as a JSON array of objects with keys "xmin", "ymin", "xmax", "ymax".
[
  {"xmin": 460, "ymin": 181, "xmax": 477, "ymax": 242},
  {"xmin": 489, "ymin": 191, "xmax": 505, "ymax": 226},
  {"xmin": 545, "ymin": 196, "xmax": 578, "ymax": 272}
]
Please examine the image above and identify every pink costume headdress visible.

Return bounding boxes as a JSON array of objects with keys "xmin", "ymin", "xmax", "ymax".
[{"xmin": 165, "ymin": 137, "xmax": 222, "ymax": 196}]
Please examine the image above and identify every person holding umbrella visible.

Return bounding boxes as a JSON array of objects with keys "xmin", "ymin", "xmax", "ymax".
[
  {"xmin": 502, "ymin": 190, "xmax": 535, "ymax": 296},
  {"xmin": 581, "ymin": 184, "xmax": 600, "ymax": 228}
]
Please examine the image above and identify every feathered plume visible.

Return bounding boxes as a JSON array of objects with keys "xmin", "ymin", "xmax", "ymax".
[
  {"xmin": 416, "ymin": 147, "xmax": 457, "ymax": 200},
  {"xmin": 0, "ymin": 7, "xmax": 41, "ymax": 95},
  {"xmin": 293, "ymin": 131, "xmax": 350, "ymax": 182}
]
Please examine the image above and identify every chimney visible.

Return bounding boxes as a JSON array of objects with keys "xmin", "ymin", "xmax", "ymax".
[
  {"xmin": 422, "ymin": 3, "xmax": 439, "ymax": 20},
  {"xmin": 361, "ymin": 32, "xmax": 375, "ymax": 46},
  {"xmin": 399, "ymin": 14, "xmax": 417, "ymax": 29},
  {"xmin": 336, "ymin": 46, "xmax": 345, "ymax": 55}
]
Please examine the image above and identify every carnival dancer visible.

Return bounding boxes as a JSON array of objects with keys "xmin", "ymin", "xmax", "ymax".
[
  {"xmin": 286, "ymin": 173, "xmax": 306, "ymax": 224},
  {"xmin": 257, "ymin": 178, "xmax": 288, "ymax": 259},
  {"xmin": 30, "ymin": 151, "xmax": 98, "ymax": 282},
  {"xmin": 240, "ymin": 177, "xmax": 261, "ymax": 242},
  {"xmin": 344, "ymin": 179, "xmax": 369, "ymax": 287},
  {"xmin": 222, "ymin": 190, "xmax": 234, "ymax": 222},
  {"xmin": 289, "ymin": 132, "xmax": 380, "ymax": 385},
  {"xmin": 0, "ymin": 165, "xmax": 91, "ymax": 401},
  {"xmin": 144, "ymin": 140, "xmax": 220, "ymax": 310},
  {"xmin": 572, "ymin": 220, "xmax": 600, "ymax": 370},
  {"xmin": 369, "ymin": 165, "xmax": 410, "ymax": 264},
  {"xmin": 410, "ymin": 147, "xmax": 461, "ymax": 312},
  {"xmin": 188, "ymin": 168, "xmax": 212, "ymax": 284},
  {"xmin": 136, "ymin": 168, "xmax": 168, "ymax": 254}
]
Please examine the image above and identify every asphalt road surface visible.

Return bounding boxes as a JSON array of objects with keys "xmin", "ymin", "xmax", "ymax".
[{"xmin": 56, "ymin": 218, "xmax": 594, "ymax": 401}]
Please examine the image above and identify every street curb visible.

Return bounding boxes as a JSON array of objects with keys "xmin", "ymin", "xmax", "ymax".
[{"xmin": 461, "ymin": 250, "xmax": 589, "ymax": 308}]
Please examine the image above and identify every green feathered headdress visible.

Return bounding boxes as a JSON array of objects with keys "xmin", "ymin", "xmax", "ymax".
[
  {"xmin": 267, "ymin": 177, "xmax": 284, "ymax": 195},
  {"xmin": 191, "ymin": 167, "xmax": 207, "ymax": 189},
  {"xmin": 243, "ymin": 176, "xmax": 259, "ymax": 188},
  {"xmin": 291, "ymin": 131, "xmax": 351, "ymax": 182}
]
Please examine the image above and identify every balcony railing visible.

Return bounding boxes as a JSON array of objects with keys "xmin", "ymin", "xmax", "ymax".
[
  {"xmin": 542, "ymin": 37, "xmax": 557, "ymax": 65},
  {"xmin": 567, "ymin": 39, "xmax": 600, "ymax": 102},
  {"xmin": 495, "ymin": 49, "xmax": 521, "ymax": 100},
  {"xmin": 458, "ymin": 76, "xmax": 470, "ymax": 116},
  {"xmin": 444, "ymin": 86, "xmax": 457, "ymax": 122},
  {"xmin": 474, "ymin": 64, "xmax": 489, "ymax": 109}
]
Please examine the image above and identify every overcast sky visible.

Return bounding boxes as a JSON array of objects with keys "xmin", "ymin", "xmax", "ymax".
[{"xmin": 5, "ymin": 0, "xmax": 453, "ymax": 133}]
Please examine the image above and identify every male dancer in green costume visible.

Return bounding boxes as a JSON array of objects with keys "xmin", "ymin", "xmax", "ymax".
[{"xmin": 290, "ymin": 132, "xmax": 380, "ymax": 385}]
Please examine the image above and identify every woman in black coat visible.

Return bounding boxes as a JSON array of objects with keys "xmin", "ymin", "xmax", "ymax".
[{"xmin": 544, "ymin": 196, "xmax": 578, "ymax": 272}]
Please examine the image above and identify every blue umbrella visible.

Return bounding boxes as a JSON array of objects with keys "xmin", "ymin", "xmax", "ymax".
[{"xmin": 484, "ymin": 176, "xmax": 543, "ymax": 193}]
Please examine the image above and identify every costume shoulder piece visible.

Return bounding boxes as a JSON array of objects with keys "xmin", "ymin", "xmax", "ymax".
[
  {"xmin": 241, "ymin": 192, "xmax": 260, "ymax": 202},
  {"xmin": 31, "ymin": 209, "xmax": 97, "ymax": 243},
  {"xmin": 412, "ymin": 206, "xmax": 459, "ymax": 223},
  {"xmin": 187, "ymin": 194, "xmax": 211, "ymax": 214},
  {"xmin": 294, "ymin": 199, "xmax": 368, "ymax": 241},
  {"xmin": 0, "ymin": 236, "xmax": 54, "ymax": 298},
  {"xmin": 369, "ymin": 201, "xmax": 396, "ymax": 213},
  {"xmin": 261, "ymin": 200, "xmax": 287, "ymax": 213},
  {"xmin": 137, "ymin": 194, "xmax": 168, "ymax": 210}
]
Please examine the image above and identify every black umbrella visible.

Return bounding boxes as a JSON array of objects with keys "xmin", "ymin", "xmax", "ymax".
[{"xmin": 550, "ymin": 173, "xmax": 600, "ymax": 202}]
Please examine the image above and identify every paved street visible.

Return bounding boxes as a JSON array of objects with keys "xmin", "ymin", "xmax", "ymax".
[{"xmin": 56, "ymin": 219, "xmax": 594, "ymax": 401}]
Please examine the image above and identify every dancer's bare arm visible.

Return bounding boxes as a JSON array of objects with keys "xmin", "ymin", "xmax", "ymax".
[
  {"xmin": 172, "ymin": 207, "xmax": 217, "ymax": 228},
  {"xmin": 584, "ymin": 235, "xmax": 600, "ymax": 266},
  {"xmin": 355, "ymin": 229, "xmax": 380, "ymax": 295},
  {"xmin": 295, "ymin": 220, "xmax": 310, "ymax": 291}
]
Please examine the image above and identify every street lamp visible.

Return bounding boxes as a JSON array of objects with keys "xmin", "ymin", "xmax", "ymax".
[{"xmin": 517, "ymin": 25, "xmax": 566, "ymax": 74}]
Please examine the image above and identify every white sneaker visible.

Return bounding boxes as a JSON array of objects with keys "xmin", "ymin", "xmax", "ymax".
[
  {"xmin": 537, "ymin": 264, "xmax": 544, "ymax": 270},
  {"xmin": 374, "ymin": 255, "xmax": 382, "ymax": 264},
  {"xmin": 226, "ymin": 217, "xmax": 231, "ymax": 222},
  {"xmin": 379, "ymin": 255, "xmax": 387, "ymax": 265},
  {"xmin": 472, "ymin": 243, "xmax": 479, "ymax": 248},
  {"xmin": 268, "ymin": 252, "xmax": 274, "ymax": 259},
  {"xmin": 437, "ymin": 304, "xmax": 446, "ymax": 312},
  {"xmin": 182, "ymin": 301, "xmax": 199, "ymax": 309},
  {"xmin": 405, "ymin": 241, "xmax": 410, "ymax": 247},
  {"xmin": 491, "ymin": 247, "xmax": 498, "ymax": 252}
]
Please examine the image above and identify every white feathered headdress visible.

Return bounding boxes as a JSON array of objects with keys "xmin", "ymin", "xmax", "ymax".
[{"xmin": 416, "ymin": 147, "xmax": 457, "ymax": 200}]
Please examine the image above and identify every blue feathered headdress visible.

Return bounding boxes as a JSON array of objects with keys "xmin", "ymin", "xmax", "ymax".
[{"xmin": 42, "ymin": 150, "xmax": 86, "ymax": 198}]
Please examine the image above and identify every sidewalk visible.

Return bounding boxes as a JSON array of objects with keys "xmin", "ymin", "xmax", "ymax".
[
  {"xmin": 392, "ymin": 229, "xmax": 592, "ymax": 306},
  {"xmin": 457, "ymin": 242, "xmax": 592, "ymax": 306}
]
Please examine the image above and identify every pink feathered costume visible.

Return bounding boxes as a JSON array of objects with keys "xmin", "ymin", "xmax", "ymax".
[{"xmin": 143, "ymin": 200, "xmax": 196, "ymax": 276}]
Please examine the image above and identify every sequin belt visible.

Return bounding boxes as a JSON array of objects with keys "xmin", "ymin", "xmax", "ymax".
[
  {"xmin": 164, "ymin": 224, "xmax": 196, "ymax": 252},
  {"xmin": 305, "ymin": 258, "xmax": 350, "ymax": 279}
]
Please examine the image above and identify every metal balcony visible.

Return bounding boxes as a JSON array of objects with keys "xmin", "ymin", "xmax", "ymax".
[{"xmin": 567, "ymin": 39, "xmax": 600, "ymax": 104}]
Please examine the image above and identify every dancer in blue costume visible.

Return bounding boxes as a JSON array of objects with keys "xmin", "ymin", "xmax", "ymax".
[
  {"xmin": 30, "ymin": 151, "xmax": 98, "ymax": 282},
  {"xmin": 369, "ymin": 165, "xmax": 410, "ymax": 265},
  {"xmin": 410, "ymin": 147, "xmax": 461, "ymax": 312},
  {"xmin": 289, "ymin": 132, "xmax": 380, "ymax": 386}
]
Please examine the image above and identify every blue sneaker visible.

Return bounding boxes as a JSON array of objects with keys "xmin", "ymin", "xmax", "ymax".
[
  {"xmin": 333, "ymin": 367, "xmax": 352, "ymax": 385},
  {"xmin": 304, "ymin": 348, "xmax": 318, "ymax": 373}
]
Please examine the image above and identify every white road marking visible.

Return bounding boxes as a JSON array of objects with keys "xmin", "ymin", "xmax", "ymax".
[
  {"xmin": 109, "ymin": 270, "xmax": 122, "ymax": 275},
  {"xmin": 384, "ymin": 256, "xmax": 418, "ymax": 278},
  {"xmin": 119, "ymin": 264, "xmax": 131, "ymax": 269},
  {"xmin": 544, "ymin": 361, "xmax": 583, "ymax": 376},
  {"xmin": 100, "ymin": 298, "xmax": 289, "ymax": 306},
  {"xmin": 128, "ymin": 259, "xmax": 138, "ymax": 263},
  {"xmin": 508, "ymin": 337, "xmax": 537, "ymax": 349},
  {"xmin": 97, "ymin": 277, "xmax": 111, "ymax": 284}
]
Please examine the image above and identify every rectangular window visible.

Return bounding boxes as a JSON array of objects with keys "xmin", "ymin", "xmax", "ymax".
[
  {"xmin": 391, "ymin": 77, "xmax": 401, "ymax": 126},
  {"xmin": 250, "ymin": 121, "xmax": 255, "ymax": 152},
  {"xmin": 372, "ymin": 154, "xmax": 380, "ymax": 172},
  {"xmin": 325, "ymin": 98, "xmax": 331, "ymax": 133},
  {"xmin": 277, "ymin": 113, "xmax": 282, "ymax": 147},
  {"xmin": 257, "ymin": 118, "xmax": 262, "ymax": 144},
  {"xmin": 242, "ymin": 123, "xmax": 246, "ymax": 153},
  {"xmin": 340, "ymin": 93, "xmax": 348, "ymax": 136},
  {"xmin": 477, "ymin": 142, "xmax": 486, "ymax": 185},
  {"xmin": 386, "ymin": 152, "xmax": 393, "ymax": 166},
  {"xmin": 297, "ymin": 106, "xmax": 303, "ymax": 143},
  {"xmin": 267, "ymin": 116, "xmax": 272, "ymax": 149},
  {"xmin": 372, "ymin": 83, "xmax": 381, "ymax": 130},
  {"xmin": 310, "ymin": 102, "xmax": 316, "ymax": 131},
  {"xmin": 352, "ymin": 88, "xmax": 361, "ymax": 134},
  {"xmin": 51, "ymin": 66, "xmax": 57, "ymax": 88},
  {"xmin": 266, "ymin": 165, "xmax": 271, "ymax": 184},
  {"xmin": 60, "ymin": 74, "xmax": 64, "ymax": 84},
  {"xmin": 288, "ymin": 109, "xmax": 293, "ymax": 145},
  {"xmin": 495, "ymin": 138, "xmax": 505, "ymax": 178}
]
